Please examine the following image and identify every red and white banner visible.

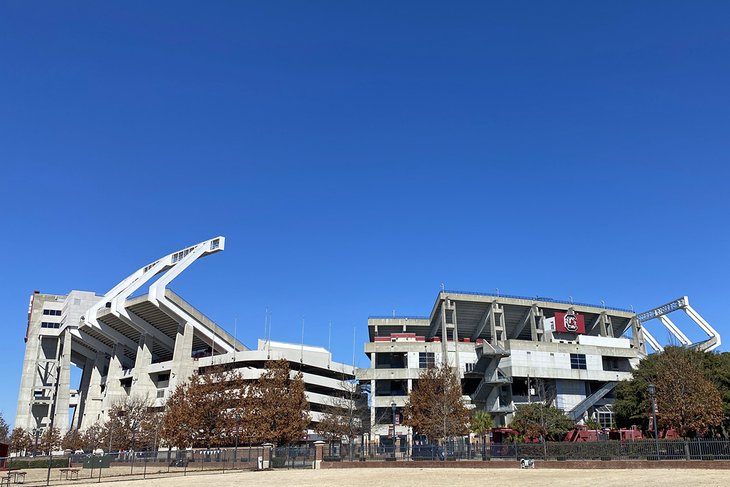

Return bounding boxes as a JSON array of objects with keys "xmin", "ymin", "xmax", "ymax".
[{"xmin": 554, "ymin": 311, "xmax": 585, "ymax": 334}]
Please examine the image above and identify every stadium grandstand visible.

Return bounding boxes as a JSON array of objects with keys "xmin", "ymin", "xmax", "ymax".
[
  {"xmin": 15, "ymin": 237, "xmax": 355, "ymax": 439},
  {"xmin": 357, "ymin": 290, "xmax": 719, "ymax": 449}
]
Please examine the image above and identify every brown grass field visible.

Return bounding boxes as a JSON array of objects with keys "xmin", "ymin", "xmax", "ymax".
[{"xmin": 35, "ymin": 467, "xmax": 723, "ymax": 487}]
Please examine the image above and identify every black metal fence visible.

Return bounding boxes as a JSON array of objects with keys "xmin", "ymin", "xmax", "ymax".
[
  {"xmin": 1, "ymin": 447, "xmax": 266, "ymax": 486},
  {"xmin": 271, "ymin": 445, "xmax": 315, "ymax": 469},
  {"xmin": 327, "ymin": 438, "xmax": 730, "ymax": 462},
  {"xmin": 488, "ymin": 439, "xmax": 730, "ymax": 461}
]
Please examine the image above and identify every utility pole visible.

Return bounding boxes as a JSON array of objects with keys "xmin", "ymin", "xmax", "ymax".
[{"xmin": 648, "ymin": 383, "xmax": 660, "ymax": 460}]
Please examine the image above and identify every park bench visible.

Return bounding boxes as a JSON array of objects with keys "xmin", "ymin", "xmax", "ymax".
[
  {"xmin": 1, "ymin": 471, "xmax": 27, "ymax": 485},
  {"xmin": 59, "ymin": 468, "xmax": 80, "ymax": 481}
]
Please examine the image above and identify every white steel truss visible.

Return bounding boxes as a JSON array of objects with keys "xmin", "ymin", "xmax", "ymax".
[{"xmin": 637, "ymin": 296, "xmax": 720, "ymax": 352}]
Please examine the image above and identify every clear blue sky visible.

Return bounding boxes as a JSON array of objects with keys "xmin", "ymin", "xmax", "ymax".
[{"xmin": 1, "ymin": 1, "xmax": 729, "ymax": 426}]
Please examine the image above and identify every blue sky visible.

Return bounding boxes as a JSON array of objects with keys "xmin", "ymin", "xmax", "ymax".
[{"xmin": 1, "ymin": 1, "xmax": 729, "ymax": 426}]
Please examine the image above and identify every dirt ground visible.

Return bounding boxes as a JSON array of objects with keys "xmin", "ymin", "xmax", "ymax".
[{"xmin": 46, "ymin": 467, "xmax": 728, "ymax": 487}]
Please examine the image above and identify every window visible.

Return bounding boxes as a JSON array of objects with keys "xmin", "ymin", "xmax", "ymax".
[
  {"xmin": 570, "ymin": 353, "xmax": 587, "ymax": 370},
  {"xmin": 419, "ymin": 352, "xmax": 435, "ymax": 368},
  {"xmin": 602, "ymin": 356, "xmax": 630, "ymax": 372},
  {"xmin": 43, "ymin": 309, "xmax": 61, "ymax": 316},
  {"xmin": 41, "ymin": 322, "xmax": 60, "ymax": 329}
]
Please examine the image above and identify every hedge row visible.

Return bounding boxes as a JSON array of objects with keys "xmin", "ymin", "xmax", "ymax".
[{"xmin": 7, "ymin": 459, "xmax": 69, "ymax": 469}]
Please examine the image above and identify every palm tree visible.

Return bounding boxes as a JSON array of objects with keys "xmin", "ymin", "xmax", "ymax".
[{"xmin": 470, "ymin": 410, "xmax": 494, "ymax": 460}]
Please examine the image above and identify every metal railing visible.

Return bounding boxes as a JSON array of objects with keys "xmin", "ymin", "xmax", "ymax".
[
  {"xmin": 271, "ymin": 446, "xmax": 315, "ymax": 469},
  {"xmin": 322, "ymin": 438, "xmax": 730, "ymax": 463},
  {"xmin": 1, "ymin": 447, "xmax": 265, "ymax": 486},
  {"xmin": 442, "ymin": 290, "xmax": 633, "ymax": 313}
]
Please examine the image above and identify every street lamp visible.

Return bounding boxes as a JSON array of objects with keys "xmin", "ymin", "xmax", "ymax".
[
  {"xmin": 390, "ymin": 401, "xmax": 397, "ymax": 458},
  {"xmin": 234, "ymin": 411, "xmax": 241, "ymax": 465},
  {"xmin": 33, "ymin": 428, "xmax": 41, "ymax": 457},
  {"xmin": 647, "ymin": 383, "xmax": 660, "ymax": 460}
]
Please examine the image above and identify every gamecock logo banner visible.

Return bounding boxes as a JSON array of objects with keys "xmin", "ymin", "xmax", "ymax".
[{"xmin": 554, "ymin": 311, "xmax": 585, "ymax": 334}]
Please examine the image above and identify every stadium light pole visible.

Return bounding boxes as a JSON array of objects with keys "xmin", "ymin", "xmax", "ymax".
[{"xmin": 648, "ymin": 383, "xmax": 660, "ymax": 460}]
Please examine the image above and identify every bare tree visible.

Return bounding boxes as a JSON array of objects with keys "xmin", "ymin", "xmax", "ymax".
[
  {"xmin": 161, "ymin": 366, "xmax": 247, "ymax": 449},
  {"xmin": 403, "ymin": 365, "xmax": 470, "ymax": 444},
  {"xmin": 315, "ymin": 402, "xmax": 349, "ymax": 455},
  {"xmin": 249, "ymin": 359, "xmax": 310, "ymax": 445},
  {"xmin": 61, "ymin": 428, "xmax": 84, "ymax": 452},
  {"xmin": 82, "ymin": 422, "xmax": 105, "ymax": 452},
  {"xmin": 160, "ymin": 381, "xmax": 195, "ymax": 449},
  {"xmin": 0, "ymin": 413, "xmax": 9, "ymax": 442},
  {"xmin": 315, "ymin": 379, "xmax": 369, "ymax": 459},
  {"xmin": 39, "ymin": 427, "xmax": 61, "ymax": 455},
  {"xmin": 189, "ymin": 367, "xmax": 244, "ymax": 448},
  {"xmin": 105, "ymin": 395, "xmax": 157, "ymax": 451},
  {"xmin": 9, "ymin": 427, "xmax": 32, "ymax": 456}
]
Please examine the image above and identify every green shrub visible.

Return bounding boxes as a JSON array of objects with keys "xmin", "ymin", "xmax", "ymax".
[
  {"xmin": 7, "ymin": 459, "xmax": 69, "ymax": 469},
  {"xmin": 270, "ymin": 457, "xmax": 286, "ymax": 468}
]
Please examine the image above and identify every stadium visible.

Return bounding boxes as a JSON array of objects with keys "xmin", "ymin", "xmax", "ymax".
[
  {"xmin": 15, "ymin": 237, "xmax": 355, "ymax": 440},
  {"xmin": 357, "ymin": 292, "xmax": 719, "ymax": 447},
  {"xmin": 15, "ymin": 236, "xmax": 719, "ymax": 451}
]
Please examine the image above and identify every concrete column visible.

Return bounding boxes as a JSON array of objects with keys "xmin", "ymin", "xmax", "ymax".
[
  {"xmin": 451, "ymin": 301, "xmax": 461, "ymax": 376},
  {"xmin": 74, "ymin": 356, "xmax": 95, "ymax": 429},
  {"xmin": 539, "ymin": 313, "xmax": 549, "ymax": 342},
  {"xmin": 370, "ymin": 379, "xmax": 376, "ymax": 431},
  {"xmin": 596, "ymin": 312, "xmax": 607, "ymax": 337},
  {"xmin": 132, "ymin": 334, "xmax": 156, "ymax": 399},
  {"xmin": 15, "ymin": 334, "xmax": 42, "ymax": 432},
  {"xmin": 498, "ymin": 308, "xmax": 506, "ymax": 342},
  {"xmin": 314, "ymin": 441, "xmax": 325, "ymax": 469},
  {"xmin": 605, "ymin": 316, "xmax": 614, "ymax": 337},
  {"xmin": 170, "ymin": 322, "xmax": 195, "ymax": 391},
  {"xmin": 630, "ymin": 318, "xmax": 642, "ymax": 349},
  {"xmin": 440, "ymin": 301, "xmax": 448, "ymax": 365},
  {"xmin": 529, "ymin": 308, "xmax": 538, "ymax": 341},
  {"xmin": 53, "ymin": 330, "xmax": 72, "ymax": 436},
  {"xmin": 261, "ymin": 443, "xmax": 273, "ymax": 469},
  {"xmin": 104, "ymin": 344, "xmax": 127, "ymax": 412},
  {"xmin": 79, "ymin": 353, "xmax": 106, "ymax": 429}
]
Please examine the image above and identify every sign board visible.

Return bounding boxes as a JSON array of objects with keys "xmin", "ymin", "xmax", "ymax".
[
  {"xmin": 84, "ymin": 456, "xmax": 111, "ymax": 469},
  {"xmin": 554, "ymin": 311, "xmax": 585, "ymax": 334}
]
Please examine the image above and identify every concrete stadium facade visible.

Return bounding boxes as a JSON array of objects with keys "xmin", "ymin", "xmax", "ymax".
[
  {"xmin": 15, "ymin": 236, "xmax": 719, "ymax": 449},
  {"xmin": 356, "ymin": 290, "xmax": 719, "ymax": 447},
  {"xmin": 15, "ymin": 237, "xmax": 354, "ymax": 439}
]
